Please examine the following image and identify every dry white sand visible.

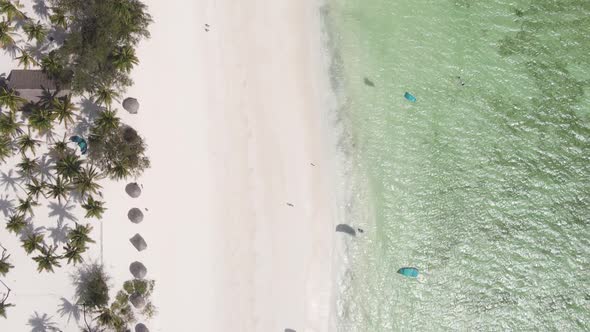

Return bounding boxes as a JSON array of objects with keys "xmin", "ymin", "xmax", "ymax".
[{"xmin": 0, "ymin": 0, "xmax": 339, "ymax": 331}]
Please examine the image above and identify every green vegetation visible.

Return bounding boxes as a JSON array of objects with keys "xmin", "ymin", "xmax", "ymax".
[
  {"xmin": 73, "ymin": 264, "xmax": 142, "ymax": 331},
  {"xmin": 48, "ymin": 0, "xmax": 152, "ymax": 92},
  {"xmin": 0, "ymin": 0, "xmax": 155, "ymax": 321},
  {"xmin": 0, "ymin": 251, "xmax": 13, "ymax": 277},
  {"xmin": 89, "ymin": 123, "xmax": 150, "ymax": 180}
]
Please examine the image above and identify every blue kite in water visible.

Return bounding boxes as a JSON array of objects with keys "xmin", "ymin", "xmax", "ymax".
[
  {"xmin": 397, "ymin": 267, "xmax": 419, "ymax": 278},
  {"xmin": 404, "ymin": 92, "xmax": 417, "ymax": 102},
  {"xmin": 70, "ymin": 135, "xmax": 88, "ymax": 155}
]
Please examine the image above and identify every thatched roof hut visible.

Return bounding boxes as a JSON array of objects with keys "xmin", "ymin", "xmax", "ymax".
[
  {"xmin": 129, "ymin": 293, "xmax": 146, "ymax": 309},
  {"xmin": 129, "ymin": 234, "xmax": 147, "ymax": 251},
  {"xmin": 129, "ymin": 261, "xmax": 147, "ymax": 279},
  {"xmin": 135, "ymin": 323, "xmax": 149, "ymax": 332},
  {"xmin": 123, "ymin": 97, "xmax": 140, "ymax": 114},
  {"xmin": 128, "ymin": 208, "xmax": 144, "ymax": 224},
  {"xmin": 125, "ymin": 182, "xmax": 142, "ymax": 198},
  {"xmin": 6, "ymin": 70, "xmax": 70, "ymax": 103}
]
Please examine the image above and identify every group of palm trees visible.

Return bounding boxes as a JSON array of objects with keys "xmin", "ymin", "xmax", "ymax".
[
  {"xmin": 0, "ymin": 0, "xmax": 150, "ymax": 324},
  {"xmin": 0, "ymin": 86, "xmax": 126, "ymax": 273},
  {"xmin": 0, "ymin": 1, "xmax": 131, "ymax": 276}
]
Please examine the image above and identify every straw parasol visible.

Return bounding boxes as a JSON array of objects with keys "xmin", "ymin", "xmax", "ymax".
[
  {"xmin": 335, "ymin": 224, "xmax": 356, "ymax": 236},
  {"xmin": 129, "ymin": 261, "xmax": 147, "ymax": 279},
  {"xmin": 129, "ymin": 293, "xmax": 146, "ymax": 309},
  {"xmin": 129, "ymin": 234, "xmax": 147, "ymax": 251},
  {"xmin": 125, "ymin": 182, "xmax": 142, "ymax": 198},
  {"xmin": 128, "ymin": 208, "xmax": 144, "ymax": 224},
  {"xmin": 123, "ymin": 97, "xmax": 140, "ymax": 114},
  {"xmin": 135, "ymin": 323, "xmax": 150, "ymax": 332}
]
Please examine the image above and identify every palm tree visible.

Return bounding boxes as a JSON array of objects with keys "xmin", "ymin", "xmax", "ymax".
[
  {"xmin": 0, "ymin": 135, "xmax": 12, "ymax": 164},
  {"xmin": 0, "ymin": 302, "xmax": 14, "ymax": 318},
  {"xmin": 49, "ymin": 7, "xmax": 67, "ymax": 29},
  {"xmin": 55, "ymin": 153, "xmax": 83, "ymax": 179},
  {"xmin": 40, "ymin": 51, "xmax": 63, "ymax": 79},
  {"xmin": 25, "ymin": 177, "xmax": 46, "ymax": 200},
  {"xmin": 81, "ymin": 196, "xmax": 106, "ymax": 219},
  {"xmin": 0, "ymin": 20, "xmax": 16, "ymax": 49},
  {"xmin": 15, "ymin": 196, "xmax": 37, "ymax": 216},
  {"xmin": 21, "ymin": 232, "xmax": 44, "ymax": 254},
  {"xmin": 0, "ymin": 0, "xmax": 25, "ymax": 21},
  {"xmin": 49, "ymin": 139, "xmax": 69, "ymax": 159},
  {"xmin": 0, "ymin": 87, "xmax": 25, "ymax": 112},
  {"xmin": 52, "ymin": 94, "xmax": 78, "ymax": 128},
  {"xmin": 37, "ymin": 87, "xmax": 59, "ymax": 109},
  {"xmin": 16, "ymin": 156, "xmax": 38, "ymax": 179},
  {"xmin": 32, "ymin": 245, "xmax": 62, "ymax": 272},
  {"xmin": 93, "ymin": 109, "xmax": 120, "ymax": 134},
  {"xmin": 15, "ymin": 50, "xmax": 38, "ymax": 69},
  {"xmin": 109, "ymin": 161, "xmax": 130, "ymax": 180},
  {"xmin": 0, "ymin": 251, "xmax": 13, "ymax": 276},
  {"xmin": 111, "ymin": 45, "xmax": 138, "ymax": 73},
  {"xmin": 15, "ymin": 133, "xmax": 39, "ymax": 155},
  {"xmin": 62, "ymin": 242, "xmax": 86, "ymax": 265},
  {"xmin": 5, "ymin": 214, "xmax": 26, "ymax": 234},
  {"xmin": 0, "ymin": 111, "xmax": 22, "ymax": 137},
  {"xmin": 67, "ymin": 223, "xmax": 95, "ymax": 248},
  {"xmin": 46, "ymin": 176, "xmax": 69, "ymax": 203},
  {"xmin": 73, "ymin": 165, "xmax": 103, "ymax": 197},
  {"xmin": 22, "ymin": 20, "xmax": 47, "ymax": 42},
  {"xmin": 28, "ymin": 108, "xmax": 54, "ymax": 134},
  {"xmin": 94, "ymin": 86, "xmax": 120, "ymax": 108}
]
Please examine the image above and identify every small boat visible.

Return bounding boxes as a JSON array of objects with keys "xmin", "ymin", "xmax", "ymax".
[
  {"xmin": 404, "ymin": 92, "xmax": 417, "ymax": 102},
  {"xmin": 397, "ymin": 267, "xmax": 419, "ymax": 278}
]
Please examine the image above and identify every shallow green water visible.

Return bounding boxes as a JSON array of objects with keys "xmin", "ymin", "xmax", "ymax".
[{"xmin": 326, "ymin": 0, "xmax": 590, "ymax": 330}]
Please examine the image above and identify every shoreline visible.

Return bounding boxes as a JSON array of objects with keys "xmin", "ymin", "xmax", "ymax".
[{"xmin": 0, "ymin": 0, "xmax": 344, "ymax": 330}]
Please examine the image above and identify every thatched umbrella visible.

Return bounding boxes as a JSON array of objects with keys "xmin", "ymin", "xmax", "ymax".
[
  {"xmin": 129, "ymin": 234, "xmax": 147, "ymax": 251},
  {"xmin": 129, "ymin": 292, "xmax": 146, "ymax": 309},
  {"xmin": 129, "ymin": 261, "xmax": 147, "ymax": 279},
  {"xmin": 123, "ymin": 97, "xmax": 140, "ymax": 114},
  {"xmin": 135, "ymin": 323, "xmax": 150, "ymax": 332},
  {"xmin": 335, "ymin": 224, "xmax": 356, "ymax": 236},
  {"xmin": 128, "ymin": 208, "xmax": 144, "ymax": 224},
  {"xmin": 125, "ymin": 182, "xmax": 142, "ymax": 198}
]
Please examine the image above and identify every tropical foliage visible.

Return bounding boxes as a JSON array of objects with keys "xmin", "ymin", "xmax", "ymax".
[
  {"xmin": 81, "ymin": 196, "xmax": 106, "ymax": 219},
  {"xmin": 89, "ymin": 124, "xmax": 150, "ymax": 180},
  {"xmin": 0, "ymin": 0, "xmax": 155, "ymax": 320},
  {"xmin": 22, "ymin": 20, "xmax": 47, "ymax": 42},
  {"xmin": 0, "ymin": 251, "xmax": 13, "ymax": 276},
  {"xmin": 32, "ymin": 245, "xmax": 62, "ymax": 272},
  {"xmin": 47, "ymin": 0, "xmax": 152, "ymax": 92}
]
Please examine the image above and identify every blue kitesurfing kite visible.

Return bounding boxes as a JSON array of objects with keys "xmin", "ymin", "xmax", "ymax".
[
  {"xmin": 70, "ymin": 135, "xmax": 88, "ymax": 155},
  {"xmin": 404, "ymin": 92, "xmax": 417, "ymax": 102},
  {"xmin": 397, "ymin": 267, "xmax": 419, "ymax": 278}
]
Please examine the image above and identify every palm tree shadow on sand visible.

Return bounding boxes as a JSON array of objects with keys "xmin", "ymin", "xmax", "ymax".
[
  {"xmin": 56, "ymin": 297, "xmax": 80, "ymax": 324},
  {"xmin": 47, "ymin": 201, "xmax": 78, "ymax": 224},
  {"xmin": 0, "ymin": 170, "xmax": 23, "ymax": 193},
  {"xmin": 33, "ymin": 0, "xmax": 50, "ymax": 18},
  {"xmin": 28, "ymin": 311, "xmax": 62, "ymax": 332},
  {"xmin": 47, "ymin": 220, "xmax": 70, "ymax": 245},
  {"xmin": 0, "ymin": 194, "xmax": 14, "ymax": 217},
  {"xmin": 73, "ymin": 97, "xmax": 103, "ymax": 136}
]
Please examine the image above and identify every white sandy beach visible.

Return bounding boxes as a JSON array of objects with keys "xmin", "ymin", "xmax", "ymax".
[{"xmin": 0, "ymin": 0, "xmax": 339, "ymax": 331}]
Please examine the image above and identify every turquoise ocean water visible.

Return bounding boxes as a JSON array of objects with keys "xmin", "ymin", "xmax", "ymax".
[{"xmin": 324, "ymin": 0, "xmax": 590, "ymax": 330}]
